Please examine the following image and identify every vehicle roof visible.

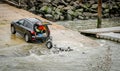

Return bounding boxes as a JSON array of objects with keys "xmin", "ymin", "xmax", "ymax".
[
  {"xmin": 21, "ymin": 18, "xmax": 51, "ymax": 26},
  {"xmin": 25, "ymin": 18, "xmax": 42, "ymax": 25}
]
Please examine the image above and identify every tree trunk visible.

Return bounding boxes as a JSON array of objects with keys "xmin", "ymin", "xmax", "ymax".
[{"xmin": 97, "ymin": 0, "xmax": 102, "ymax": 28}]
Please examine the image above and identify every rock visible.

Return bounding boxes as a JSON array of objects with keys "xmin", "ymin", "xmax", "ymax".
[
  {"xmin": 60, "ymin": 0, "xmax": 68, "ymax": 6},
  {"xmin": 40, "ymin": 6, "xmax": 52, "ymax": 13},
  {"xmin": 42, "ymin": 3, "xmax": 49, "ymax": 6},
  {"xmin": 24, "ymin": 1, "xmax": 34, "ymax": 10},
  {"xmin": 73, "ymin": 12, "xmax": 78, "ymax": 17},
  {"xmin": 45, "ymin": 14, "xmax": 53, "ymax": 18},
  {"xmin": 94, "ymin": 0, "xmax": 98, "ymax": 3},
  {"xmin": 103, "ymin": 13, "xmax": 109, "ymax": 18},
  {"xmin": 88, "ymin": 0, "xmax": 95, "ymax": 5},
  {"xmin": 104, "ymin": 9, "xmax": 109, "ymax": 13},
  {"xmin": 91, "ymin": 13, "xmax": 98, "ymax": 19},
  {"xmin": 40, "ymin": 6, "xmax": 47, "ymax": 12},
  {"xmin": 55, "ymin": 8, "xmax": 62, "ymax": 15},
  {"xmin": 85, "ymin": 16, "xmax": 89, "ymax": 20},
  {"xmin": 73, "ymin": 18, "xmax": 78, "ymax": 21},
  {"xmin": 76, "ymin": 9, "xmax": 83, "ymax": 12},
  {"xmin": 80, "ymin": 3, "xmax": 89, "ymax": 9},
  {"xmin": 91, "ymin": 4, "xmax": 98, "ymax": 9},
  {"xmin": 29, "ymin": 7, "xmax": 35, "ymax": 12},
  {"xmin": 67, "ymin": 10, "xmax": 74, "ymax": 16},
  {"xmin": 74, "ymin": 11, "xmax": 82, "ymax": 17},
  {"xmin": 69, "ymin": 1, "xmax": 74, "ymax": 5},
  {"xmin": 67, "ymin": 14, "xmax": 72, "ymax": 20},
  {"xmin": 52, "ymin": 0, "xmax": 68, "ymax": 6},
  {"xmin": 89, "ymin": 8, "xmax": 97, "ymax": 13},
  {"xmin": 54, "ymin": 14, "xmax": 60, "ymax": 20},
  {"xmin": 9, "ymin": 0, "xmax": 120, "ymax": 20},
  {"xmin": 53, "ymin": 0, "xmax": 59, "ymax": 4},
  {"xmin": 38, "ymin": 14, "xmax": 43, "ymax": 17},
  {"xmin": 57, "ymin": 5, "xmax": 64, "ymax": 9},
  {"xmin": 60, "ymin": 16, "xmax": 64, "ymax": 20},
  {"xmin": 73, "ymin": 1, "xmax": 79, "ymax": 7},
  {"xmin": 85, "ymin": 3, "xmax": 91, "ymax": 8},
  {"xmin": 102, "ymin": 3, "xmax": 109, "ymax": 9},
  {"xmin": 52, "ymin": 11, "xmax": 55, "ymax": 15},
  {"xmin": 53, "ymin": 7, "xmax": 56, "ymax": 11},
  {"xmin": 41, "ymin": 0, "xmax": 51, "ymax": 3},
  {"xmin": 78, "ymin": 15, "xmax": 84, "ymax": 20},
  {"xmin": 63, "ymin": 5, "xmax": 74, "ymax": 10},
  {"xmin": 66, "ymin": 0, "xmax": 71, "ymax": 2},
  {"xmin": 46, "ymin": 6, "xmax": 52, "ymax": 13},
  {"xmin": 83, "ymin": 12, "xmax": 92, "ymax": 18}
]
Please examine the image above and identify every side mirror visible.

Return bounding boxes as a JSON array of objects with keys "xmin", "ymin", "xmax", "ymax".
[{"xmin": 16, "ymin": 21, "xmax": 21, "ymax": 25}]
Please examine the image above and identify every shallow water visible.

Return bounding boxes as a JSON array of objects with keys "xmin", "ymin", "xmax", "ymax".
[
  {"xmin": 0, "ymin": 35, "xmax": 120, "ymax": 71},
  {"xmin": 56, "ymin": 18, "xmax": 120, "ymax": 31}
]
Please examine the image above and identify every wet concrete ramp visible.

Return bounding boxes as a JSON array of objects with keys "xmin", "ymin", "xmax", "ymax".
[
  {"xmin": 80, "ymin": 27, "xmax": 120, "ymax": 35},
  {"xmin": 80, "ymin": 27, "xmax": 120, "ymax": 42},
  {"xmin": 97, "ymin": 32, "xmax": 120, "ymax": 42}
]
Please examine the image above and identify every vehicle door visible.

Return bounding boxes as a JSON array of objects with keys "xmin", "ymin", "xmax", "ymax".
[
  {"xmin": 23, "ymin": 20, "xmax": 33, "ymax": 34},
  {"xmin": 15, "ymin": 19, "xmax": 25, "ymax": 34}
]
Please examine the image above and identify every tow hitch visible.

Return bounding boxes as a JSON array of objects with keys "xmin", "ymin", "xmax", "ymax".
[{"xmin": 45, "ymin": 36, "xmax": 73, "ymax": 52}]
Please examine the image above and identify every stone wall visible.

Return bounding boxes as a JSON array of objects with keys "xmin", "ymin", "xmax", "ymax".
[{"xmin": 7, "ymin": 0, "xmax": 120, "ymax": 21}]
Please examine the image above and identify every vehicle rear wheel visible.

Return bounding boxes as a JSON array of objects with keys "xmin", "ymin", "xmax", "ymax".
[
  {"xmin": 11, "ymin": 26, "xmax": 16, "ymax": 34},
  {"xmin": 25, "ymin": 34, "xmax": 30, "ymax": 42}
]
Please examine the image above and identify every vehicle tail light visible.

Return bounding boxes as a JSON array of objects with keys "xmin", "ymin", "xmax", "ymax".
[
  {"xmin": 48, "ymin": 30, "xmax": 50, "ymax": 34},
  {"xmin": 31, "ymin": 31, "xmax": 35, "ymax": 35},
  {"xmin": 32, "ymin": 38, "xmax": 35, "ymax": 40}
]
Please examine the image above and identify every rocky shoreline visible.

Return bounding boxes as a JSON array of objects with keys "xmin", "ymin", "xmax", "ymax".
[{"xmin": 6, "ymin": 0, "xmax": 120, "ymax": 21}]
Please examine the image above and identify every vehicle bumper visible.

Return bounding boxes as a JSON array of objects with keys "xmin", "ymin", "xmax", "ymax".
[{"xmin": 32, "ymin": 36, "xmax": 48, "ymax": 41}]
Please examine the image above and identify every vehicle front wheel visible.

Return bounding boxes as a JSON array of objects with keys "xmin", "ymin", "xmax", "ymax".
[
  {"xmin": 25, "ymin": 34, "xmax": 30, "ymax": 42},
  {"xmin": 11, "ymin": 26, "xmax": 16, "ymax": 34}
]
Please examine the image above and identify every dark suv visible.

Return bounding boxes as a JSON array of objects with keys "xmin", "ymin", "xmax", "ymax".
[{"xmin": 11, "ymin": 18, "xmax": 51, "ymax": 42}]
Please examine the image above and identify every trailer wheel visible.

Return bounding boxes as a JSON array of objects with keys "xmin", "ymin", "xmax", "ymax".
[{"xmin": 46, "ymin": 41, "xmax": 53, "ymax": 49}]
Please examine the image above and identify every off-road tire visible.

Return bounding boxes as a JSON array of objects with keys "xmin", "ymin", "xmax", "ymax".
[
  {"xmin": 25, "ymin": 34, "xmax": 30, "ymax": 42},
  {"xmin": 11, "ymin": 26, "xmax": 16, "ymax": 34}
]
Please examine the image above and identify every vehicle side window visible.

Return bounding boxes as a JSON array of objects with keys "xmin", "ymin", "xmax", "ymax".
[
  {"xmin": 17, "ymin": 20, "xmax": 24, "ymax": 25},
  {"xmin": 27, "ymin": 24, "xmax": 32, "ymax": 29},
  {"xmin": 24, "ymin": 21, "xmax": 32, "ymax": 29}
]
